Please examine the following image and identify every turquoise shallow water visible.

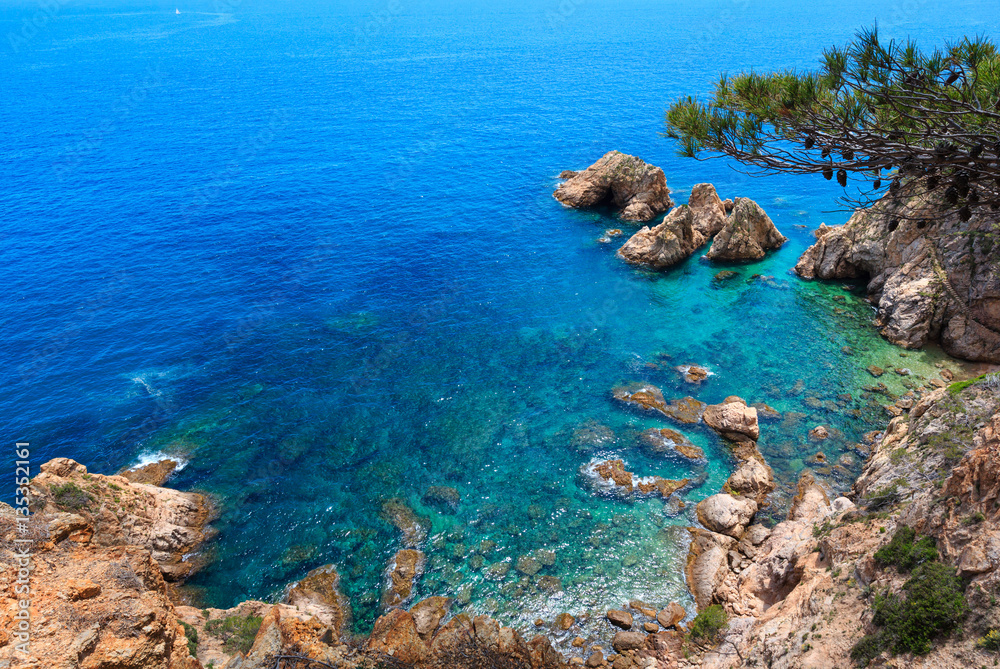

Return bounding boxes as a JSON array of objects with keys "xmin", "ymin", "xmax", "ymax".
[{"xmin": 1, "ymin": 0, "xmax": 996, "ymax": 650}]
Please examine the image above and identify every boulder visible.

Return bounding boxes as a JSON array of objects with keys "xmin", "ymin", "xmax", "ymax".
[
  {"xmin": 686, "ymin": 528, "xmax": 737, "ymax": 609},
  {"xmin": 607, "ymin": 610, "xmax": 633, "ymax": 630},
  {"xmin": 706, "ymin": 197, "xmax": 787, "ymax": 261},
  {"xmin": 677, "ymin": 364, "xmax": 710, "ymax": 384},
  {"xmin": 696, "ymin": 493, "xmax": 758, "ymax": 538},
  {"xmin": 611, "ymin": 631, "xmax": 646, "ymax": 652},
  {"xmin": 725, "ymin": 457, "xmax": 775, "ymax": 503},
  {"xmin": 656, "ymin": 602, "xmax": 686, "ymax": 629},
  {"xmin": 554, "ymin": 151, "xmax": 673, "ymax": 221},
  {"xmin": 702, "ymin": 397, "xmax": 760, "ymax": 441}
]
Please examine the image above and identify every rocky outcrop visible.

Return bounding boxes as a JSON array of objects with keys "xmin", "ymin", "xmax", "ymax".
[
  {"xmin": 8, "ymin": 458, "xmax": 569, "ymax": 669},
  {"xmin": 617, "ymin": 184, "xmax": 727, "ymax": 268},
  {"xmin": 283, "ymin": 564, "xmax": 352, "ymax": 633},
  {"xmin": 380, "ymin": 498, "xmax": 430, "ymax": 548},
  {"xmin": 382, "ymin": 548, "xmax": 426, "ymax": 609},
  {"xmin": 584, "ymin": 459, "xmax": 689, "ymax": 500},
  {"xmin": 705, "ymin": 197, "xmax": 787, "ymax": 261},
  {"xmin": 554, "ymin": 151, "xmax": 673, "ymax": 221},
  {"xmin": 688, "ymin": 377, "xmax": 1000, "ymax": 669},
  {"xmin": 639, "ymin": 427, "xmax": 706, "ymax": 461},
  {"xmin": 30, "ymin": 458, "xmax": 212, "ymax": 582},
  {"xmin": 612, "ymin": 384, "xmax": 707, "ymax": 424},
  {"xmin": 0, "ymin": 540, "xmax": 200, "ymax": 669},
  {"xmin": 795, "ymin": 185, "xmax": 1000, "ymax": 362},
  {"xmin": 702, "ymin": 397, "xmax": 760, "ymax": 441}
]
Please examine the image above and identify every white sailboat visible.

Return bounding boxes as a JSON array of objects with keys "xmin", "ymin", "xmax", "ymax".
[{"xmin": 176, "ymin": 8, "xmax": 181, "ymax": 14}]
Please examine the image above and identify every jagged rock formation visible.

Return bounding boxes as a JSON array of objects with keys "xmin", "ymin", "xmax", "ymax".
[
  {"xmin": 617, "ymin": 187, "xmax": 786, "ymax": 268},
  {"xmin": 617, "ymin": 184, "xmax": 728, "ymax": 268},
  {"xmin": 554, "ymin": 151, "xmax": 673, "ymax": 221},
  {"xmin": 795, "ymin": 185, "xmax": 1000, "ymax": 362},
  {"xmin": 705, "ymin": 197, "xmax": 787, "ymax": 261}
]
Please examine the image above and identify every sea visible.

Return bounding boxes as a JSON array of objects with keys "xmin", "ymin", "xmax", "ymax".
[{"xmin": 2, "ymin": 0, "xmax": 997, "ymax": 649}]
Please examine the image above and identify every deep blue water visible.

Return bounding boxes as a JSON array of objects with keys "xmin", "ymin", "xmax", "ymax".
[{"xmin": 3, "ymin": 0, "xmax": 997, "ymax": 649}]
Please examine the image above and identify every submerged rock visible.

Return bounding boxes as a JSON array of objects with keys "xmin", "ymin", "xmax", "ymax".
[
  {"xmin": 612, "ymin": 382, "xmax": 670, "ymax": 415},
  {"xmin": 554, "ymin": 151, "xmax": 672, "ymax": 221},
  {"xmin": 422, "ymin": 486, "xmax": 461, "ymax": 514},
  {"xmin": 382, "ymin": 549, "xmax": 426, "ymax": 609},
  {"xmin": 570, "ymin": 420, "xmax": 616, "ymax": 453},
  {"xmin": 381, "ymin": 498, "xmax": 430, "ymax": 548},
  {"xmin": 706, "ymin": 197, "xmax": 787, "ymax": 261},
  {"xmin": 585, "ymin": 459, "xmax": 689, "ymax": 500},
  {"xmin": 639, "ymin": 427, "xmax": 706, "ymax": 461}
]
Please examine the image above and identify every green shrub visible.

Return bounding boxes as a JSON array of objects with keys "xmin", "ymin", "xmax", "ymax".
[
  {"xmin": 852, "ymin": 561, "xmax": 967, "ymax": 663},
  {"xmin": 873, "ymin": 526, "xmax": 937, "ymax": 571},
  {"xmin": 180, "ymin": 622, "xmax": 198, "ymax": 657},
  {"xmin": 205, "ymin": 615, "xmax": 262, "ymax": 654},
  {"xmin": 689, "ymin": 605, "xmax": 728, "ymax": 641},
  {"xmin": 50, "ymin": 482, "xmax": 93, "ymax": 510}
]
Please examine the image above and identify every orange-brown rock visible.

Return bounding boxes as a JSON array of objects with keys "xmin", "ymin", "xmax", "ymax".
[
  {"xmin": 283, "ymin": 563, "xmax": 352, "ymax": 635},
  {"xmin": 639, "ymin": 428, "xmax": 706, "ymax": 460},
  {"xmin": 382, "ymin": 548, "xmax": 426, "ymax": 608},
  {"xmin": 119, "ymin": 458, "xmax": 179, "ymax": 486},
  {"xmin": 0, "ymin": 539, "xmax": 199, "ymax": 669},
  {"xmin": 31, "ymin": 458, "xmax": 212, "ymax": 582},
  {"xmin": 702, "ymin": 397, "xmax": 760, "ymax": 441},
  {"xmin": 588, "ymin": 459, "xmax": 688, "ymax": 500}
]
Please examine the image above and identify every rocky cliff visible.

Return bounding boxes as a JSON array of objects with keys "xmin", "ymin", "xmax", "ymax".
[
  {"xmin": 795, "ymin": 185, "xmax": 1000, "ymax": 362},
  {"xmin": 680, "ymin": 375, "xmax": 1000, "ymax": 669}
]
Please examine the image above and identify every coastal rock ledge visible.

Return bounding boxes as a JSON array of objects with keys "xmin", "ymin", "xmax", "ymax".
[
  {"xmin": 554, "ymin": 151, "xmax": 673, "ymax": 222},
  {"xmin": 794, "ymin": 187, "xmax": 1000, "ymax": 362}
]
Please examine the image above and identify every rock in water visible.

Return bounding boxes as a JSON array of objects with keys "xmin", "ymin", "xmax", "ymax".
[
  {"xmin": 617, "ymin": 183, "xmax": 728, "ymax": 268},
  {"xmin": 554, "ymin": 151, "xmax": 672, "ymax": 221},
  {"xmin": 703, "ymin": 397, "xmax": 760, "ymax": 441},
  {"xmin": 616, "ymin": 205, "xmax": 702, "ymax": 268},
  {"xmin": 706, "ymin": 197, "xmax": 787, "ymax": 261},
  {"xmin": 688, "ymin": 182, "xmax": 728, "ymax": 239}
]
